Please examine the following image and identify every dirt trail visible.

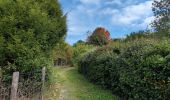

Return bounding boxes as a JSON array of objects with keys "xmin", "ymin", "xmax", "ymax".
[
  {"xmin": 44, "ymin": 67, "xmax": 117, "ymax": 100},
  {"xmin": 58, "ymin": 67, "xmax": 78, "ymax": 100},
  {"xmin": 44, "ymin": 67, "xmax": 77, "ymax": 100}
]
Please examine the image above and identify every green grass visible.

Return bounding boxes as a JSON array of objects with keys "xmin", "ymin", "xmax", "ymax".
[{"xmin": 58, "ymin": 67, "xmax": 119, "ymax": 100}]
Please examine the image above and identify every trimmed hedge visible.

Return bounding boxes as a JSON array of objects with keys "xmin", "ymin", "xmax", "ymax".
[{"xmin": 78, "ymin": 39, "xmax": 170, "ymax": 99}]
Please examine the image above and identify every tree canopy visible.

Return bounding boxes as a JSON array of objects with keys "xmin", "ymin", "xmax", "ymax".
[
  {"xmin": 152, "ymin": 0, "xmax": 170, "ymax": 34},
  {"xmin": 87, "ymin": 27, "xmax": 110, "ymax": 46},
  {"xmin": 0, "ymin": 0, "xmax": 67, "ymax": 74}
]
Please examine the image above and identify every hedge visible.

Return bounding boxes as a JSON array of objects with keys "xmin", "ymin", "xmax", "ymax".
[{"xmin": 78, "ymin": 39, "xmax": 170, "ymax": 99}]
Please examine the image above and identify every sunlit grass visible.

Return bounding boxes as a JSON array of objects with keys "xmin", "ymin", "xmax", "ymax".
[
  {"xmin": 61, "ymin": 67, "xmax": 119, "ymax": 100},
  {"xmin": 44, "ymin": 67, "xmax": 119, "ymax": 100}
]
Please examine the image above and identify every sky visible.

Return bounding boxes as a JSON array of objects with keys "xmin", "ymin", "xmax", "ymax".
[{"xmin": 59, "ymin": 0, "xmax": 155, "ymax": 45}]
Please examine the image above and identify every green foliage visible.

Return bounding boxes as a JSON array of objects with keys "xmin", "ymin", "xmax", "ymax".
[
  {"xmin": 72, "ymin": 41, "xmax": 94, "ymax": 66},
  {"xmin": 125, "ymin": 30, "xmax": 150, "ymax": 41},
  {"xmin": 88, "ymin": 34, "xmax": 108, "ymax": 46},
  {"xmin": 52, "ymin": 41, "xmax": 73, "ymax": 65},
  {"xmin": 152, "ymin": 0, "xmax": 170, "ymax": 34},
  {"xmin": 0, "ymin": 0, "xmax": 66, "ymax": 80},
  {"xmin": 78, "ymin": 38, "xmax": 170, "ymax": 99}
]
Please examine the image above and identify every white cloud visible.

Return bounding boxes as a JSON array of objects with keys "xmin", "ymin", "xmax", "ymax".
[
  {"xmin": 111, "ymin": 0, "xmax": 153, "ymax": 25},
  {"xmin": 102, "ymin": 8, "xmax": 119, "ymax": 15},
  {"xmin": 67, "ymin": 11, "xmax": 86, "ymax": 35},
  {"xmin": 67, "ymin": 9, "xmax": 96, "ymax": 36},
  {"xmin": 79, "ymin": 0, "xmax": 101, "ymax": 5},
  {"xmin": 143, "ymin": 16, "xmax": 155, "ymax": 25},
  {"xmin": 76, "ymin": 5, "xmax": 97, "ymax": 17},
  {"xmin": 140, "ymin": 16, "xmax": 155, "ymax": 29},
  {"xmin": 105, "ymin": 0, "xmax": 122, "ymax": 5}
]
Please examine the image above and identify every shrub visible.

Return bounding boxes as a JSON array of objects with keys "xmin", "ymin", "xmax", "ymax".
[
  {"xmin": 0, "ymin": 0, "xmax": 66, "ymax": 82},
  {"xmin": 78, "ymin": 46, "xmax": 121, "ymax": 91},
  {"xmin": 52, "ymin": 41, "xmax": 73, "ymax": 66},
  {"xmin": 78, "ymin": 38, "xmax": 170, "ymax": 99},
  {"xmin": 72, "ymin": 41, "xmax": 94, "ymax": 66}
]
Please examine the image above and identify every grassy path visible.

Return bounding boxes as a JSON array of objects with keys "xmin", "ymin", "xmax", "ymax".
[{"xmin": 44, "ymin": 67, "xmax": 118, "ymax": 100}]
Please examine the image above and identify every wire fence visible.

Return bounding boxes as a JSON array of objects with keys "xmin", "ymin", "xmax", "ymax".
[
  {"xmin": 0, "ymin": 67, "xmax": 45, "ymax": 100},
  {"xmin": 0, "ymin": 79, "xmax": 11, "ymax": 100}
]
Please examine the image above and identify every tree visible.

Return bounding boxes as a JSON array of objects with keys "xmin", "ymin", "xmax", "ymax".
[
  {"xmin": 52, "ymin": 41, "xmax": 73, "ymax": 66},
  {"xmin": 87, "ymin": 27, "xmax": 110, "ymax": 46},
  {"xmin": 125, "ymin": 30, "xmax": 150, "ymax": 41},
  {"xmin": 0, "ymin": 0, "xmax": 66, "ymax": 75},
  {"xmin": 152, "ymin": 0, "xmax": 170, "ymax": 35},
  {"xmin": 73, "ymin": 40, "xmax": 86, "ymax": 46}
]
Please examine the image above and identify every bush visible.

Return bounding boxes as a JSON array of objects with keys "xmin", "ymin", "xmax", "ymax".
[
  {"xmin": 0, "ymin": 0, "xmax": 66, "ymax": 82},
  {"xmin": 78, "ymin": 46, "xmax": 121, "ymax": 92},
  {"xmin": 78, "ymin": 38, "xmax": 170, "ymax": 99},
  {"xmin": 52, "ymin": 41, "xmax": 73, "ymax": 66},
  {"xmin": 72, "ymin": 41, "xmax": 94, "ymax": 66}
]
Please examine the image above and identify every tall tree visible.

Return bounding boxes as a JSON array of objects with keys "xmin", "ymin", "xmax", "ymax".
[
  {"xmin": 87, "ymin": 27, "xmax": 110, "ymax": 46},
  {"xmin": 0, "ymin": 0, "xmax": 67, "ymax": 74},
  {"xmin": 152, "ymin": 0, "xmax": 170, "ymax": 34}
]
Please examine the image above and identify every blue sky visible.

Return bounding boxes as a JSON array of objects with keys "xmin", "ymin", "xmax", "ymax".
[{"xmin": 59, "ymin": 0, "xmax": 154, "ymax": 45}]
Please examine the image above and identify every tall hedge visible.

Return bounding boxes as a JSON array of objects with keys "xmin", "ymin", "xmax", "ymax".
[
  {"xmin": 78, "ymin": 39, "xmax": 170, "ymax": 99},
  {"xmin": 0, "ymin": 0, "xmax": 66, "ymax": 76}
]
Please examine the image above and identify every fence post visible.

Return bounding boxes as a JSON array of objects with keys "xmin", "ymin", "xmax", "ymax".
[
  {"xmin": 41, "ymin": 67, "xmax": 46, "ymax": 100},
  {"xmin": 10, "ymin": 72, "xmax": 19, "ymax": 100},
  {"xmin": 0, "ymin": 68, "xmax": 2, "ymax": 82}
]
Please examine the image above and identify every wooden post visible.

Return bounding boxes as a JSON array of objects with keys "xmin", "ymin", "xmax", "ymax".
[
  {"xmin": 41, "ymin": 67, "xmax": 46, "ymax": 100},
  {"xmin": 10, "ymin": 72, "xmax": 19, "ymax": 100},
  {"xmin": 0, "ymin": 68, "xmax": 2, "ymax": 82}
]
